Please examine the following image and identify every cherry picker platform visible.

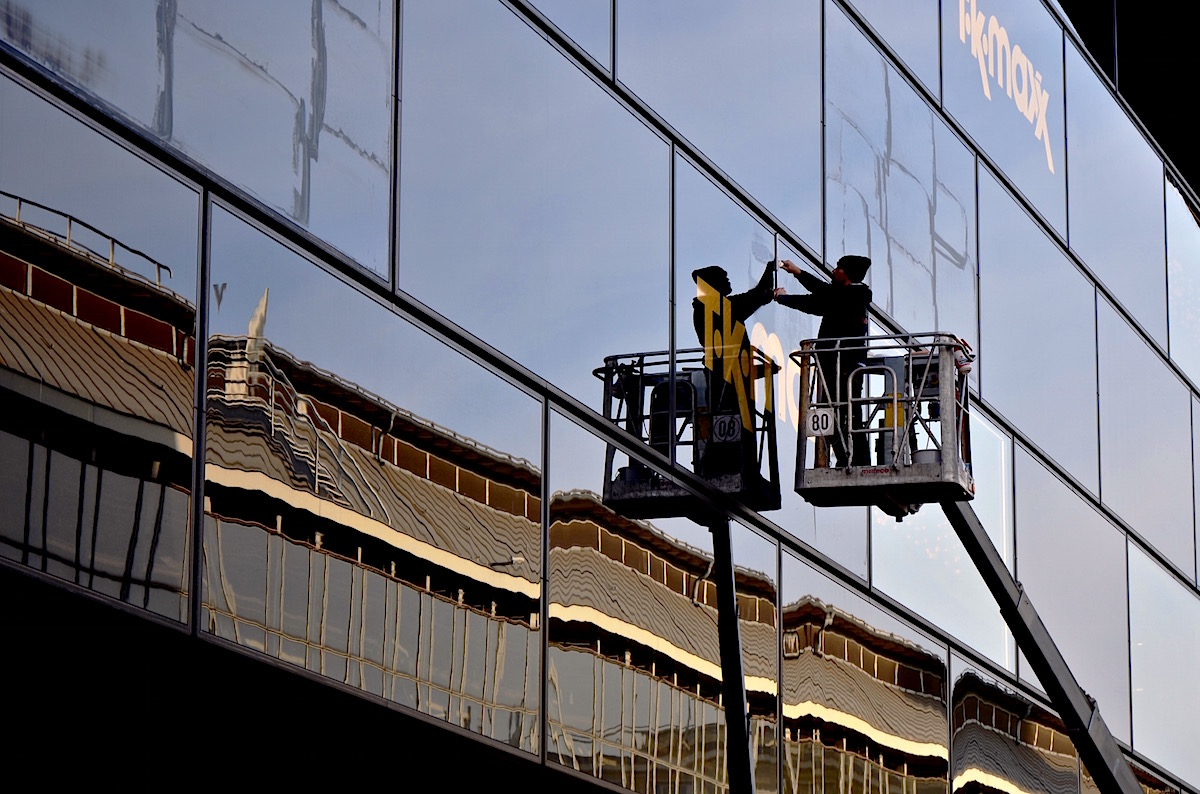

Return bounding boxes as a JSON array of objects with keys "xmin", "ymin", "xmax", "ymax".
[{"xmin": 792, "ymin": 332, "xmax": 975, "ymax": 519}]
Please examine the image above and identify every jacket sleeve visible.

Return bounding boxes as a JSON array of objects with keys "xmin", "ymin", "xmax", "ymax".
[
  {"xmin": 795, "ymin": 270, "xmax": 827, "ymax": 294},
  {"xmin": 775, "ymin": 292, "xmax": 824, "ymax": 315}
]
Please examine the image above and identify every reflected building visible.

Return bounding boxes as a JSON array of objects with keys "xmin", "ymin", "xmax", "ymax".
[{"xmin": 2, "ymin": 2, "xmax": 1199, "ymax": 792}]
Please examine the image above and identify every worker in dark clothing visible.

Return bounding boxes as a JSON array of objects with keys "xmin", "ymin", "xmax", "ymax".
[
  {"xmin": 689, "ymin": 263, "xmax": 778, "ymax": 475},
  {"xmin": 774, "ymin": 255, "xmax": 872, "ymax": 467}
]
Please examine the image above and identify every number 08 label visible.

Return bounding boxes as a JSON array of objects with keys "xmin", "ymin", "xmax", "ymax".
[{"xmin": 806, "ymin": 407, "xmax": 835, "ymax": 436}]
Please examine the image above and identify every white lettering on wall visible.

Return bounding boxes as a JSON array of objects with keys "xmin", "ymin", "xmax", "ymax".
[{"xmin": 959, "ymin": 0, "xmax": 1055, "ymax": 174}]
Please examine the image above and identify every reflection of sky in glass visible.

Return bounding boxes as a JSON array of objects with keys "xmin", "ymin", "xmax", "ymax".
[
  {"xmin": 979, "ymin": 170, "xmax": 1098, "ymax": 493},
  {"xmin": 1166, "ymin": 180, "xmax": 1200, "ymax": 389},
  {"xmin": 825, "ymin": 5, "xmax": 977, "ymax": 354},
  {"xmin": 1066, "ymin": 43, "xmax": 1166, "ymax": 346},
  {"xmin": 1014, "ymin": 446, "xmax": 1129, "ymax": 743},
  {"xmin": 1, "ymin": 1, "xmax": 393, "ymax": 276},
  {"xmin": 617, "ymin": 0, "xmax": 822, "ymax": 247},
  {"xmin": 210, "ymin": 207, "xmax": 541, "ymax": 465},
  {"xmin": 0, "ymin": 76, "xmax": 198, "ymax": 298},
  {"xmin": 941, "ymin": 0, "xmax": 1065, "ymax": 234},
  {"xmin": 1098, "ymin": 299, "xmax": 1194, "ymax": 579},
  {"xmin": 871, "ymin": 409, "xmax": 1014, "ymax": 670},
  {"xmin": 1129, "ymin": 543, "xmax": 1200, "ymax": 789},
  {"xmin": 844, "ymin": 0, "xmax": 940, "ymax": 95},
  {"xmin": 399, "ymin": 0, "xmax": 669, "ymax": 413},
  {"xmin": 529, "ymin": 0, "xmax": 610, "ymax": 68}
]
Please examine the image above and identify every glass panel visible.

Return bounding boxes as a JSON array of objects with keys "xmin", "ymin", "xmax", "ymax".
[
  {"xmin": 1166, "ymin": 179, "xmax": 1200, "ymax": 389},
  {"xmin": 941, "ymin": 0, "xmax": 1066, "ymax": 234},
  {"xmin": 733, "ymin": 522, "xmax": 778, "ymax": 793},
  {"xmin": 782, "ymin": 550, "xmax": 949, "ymax": 794},
  {"xmin": 950, "ymin": 654, "xmax": 1080, "ymax": 794},
  {"xmin": 0, "ymin": 74, "xmax": 195, "ymax": 619},
  {"xmin": 205, "ymin": 206, "xmax": 542, "ymax": 752},
  {"xmin": 0, "ymin": 2, "xmax": 394, "ymax": 275},
  {"xmin": 871, "ymin": 407, "xmax": 1015, "ymax": 670},
  {"xmin": 616, "ymin": 0, "xmax": 822, "ymax": 246},
  {"xmin": 1070, "ymin": 44, "xmax": 1161, "ymax": 347},
  {"xmin": 1129, "ymin": 542, "xmax": 1200, "ymax": 788},
  {"xmin": 530, "ymin": 0, "xmax": 610, "ymax": 68},
  {"xmin": 399, "ymin": 0, "xmax": 669, "ymax": 410},
  {"xmin": 1066, "ymin": 42, "xmax": 1167, "ymax": 345},
  {"xmin": 978, "ymin": 168, "xmax": 1098, "ymax": 493},
  {"xmin": 844, "ymin": 0, "xmax": 939, "ymax": 94},
  {"xmin": 825, "ymin": 3, "xmax": 978, "ymax": 353},
  {"xmin": 1098, "ymin": 298, "xmax": 1194, "ymax": 578},
  {"xmin": 1013, "ymin": 445, "xmax": 1130, "ymax": 742},
  {"xmin": 1196, "ymin": 396, "xmax": 1200, "ymax": 587},
  {"xmin": 0, "ymin": 75, "xmax": 198, "ymax": 296},
  {"xmin": 548, "ymin": 410, "xmax": 733, "ymax": 789},
  {"xmin": 675, "ymin": 157, "xmax": 869, "ymax": 576}
]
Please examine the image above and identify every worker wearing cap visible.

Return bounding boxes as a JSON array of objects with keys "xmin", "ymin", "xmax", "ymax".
[{"xmin": 775, "ymin": 255, "xmax": 873, "ymax": 467}]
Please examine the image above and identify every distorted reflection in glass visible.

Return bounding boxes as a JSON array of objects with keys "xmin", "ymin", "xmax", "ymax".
[
  {"xmin": 941, "ymin": 0, "xmax": 1065, "ymax": 234},
  {"xmin": 399, "ymin": 0, "xmax": 669, "ymax": 411},
  {"xmin": 617, "ymin": 0, "xmax": 822, "ymax": 246},
  {"xmin": 781, "ymin": 550, "xmax": 949, "ymax": 794},
  {"xmin": 1128, "ymin": 542, "xmax": 1200, "ymax": 788},
  {"xmin": 0, "ymin": 75, "xmax": 198, "ymax": 294},
  {"xmin": 732, "ymin": 522, "xmax": 780, "ymax": 793},
  {"xmin": 1066, "ymin": 43, "xmax": 1167, "ymax": 345},
  {"xmin": 950, "ymin": 655, "xmax": 1080, "ymax": 794},
  {"xmin": 826, "ymin": 3, "xmax": 978, "ymax": 358},
  {"xmin": 1166, "ymin": 179, "xmax": 1200, "ymax": 389},
  {"xmin": 1013, "ymin": 446, "xmax": 1130, "ymax": 742},
  {"xmin": 978, "ymin": 169, "xmax": 1098, "ymax": 493},
  {"xmin": 529, "ymin": 0, "xmax": 610, "ymax": 68},
  {"xmin": 546, "ymin": 413, "xmax": 740, "ymax": 792},
  {"xmin": 871, "ymin": 408, "xmax": 1014, "ymax": 670},
  {"xmin": 1, "ymin": 1, "xmax": 394, "ymax": 275},
  {"xmin": 205, "ymin": 207, "xmax": 543, "ymax": 752},
  {"xmin": 0, "ymin": 75, "xmax": 196, "ymax": 620},
  {"xmin": 844, "ymin": 0, "xmax": 940, "ymax": 93},
  {"xmin": 1098, "ymin": 299, "xmax": 1194, "ymax": 579}
]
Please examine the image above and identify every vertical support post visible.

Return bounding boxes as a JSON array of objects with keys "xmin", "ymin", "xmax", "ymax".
[{"xmin": 710, "ymin": 515, "xmax": 756, "ymax": 793}]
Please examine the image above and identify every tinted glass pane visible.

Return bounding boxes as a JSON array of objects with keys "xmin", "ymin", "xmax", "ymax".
[
  {"xmin": 942, "ymin": 0, "xmax": 1065, "ymax": 234},
  {"xmin": 1066, "ymin": 43, "xmax": 1166, "ymax": 345},
  {"xmin": 0, "ymin": 75, "xmax": 198, "ymax": 296},
  {"xmin": 617, "ymin": 0, "xmax": 822, "ymax": 246},
  {"xmin": 547, "ymin": 411, "xmax": 754, "ymax": 790},
  {"xmin": 1013, "ymin": 446, "xmax": 1129, "ymax": 742},
  {"xmin": 782, "ymin": 550, "xmax": 949, "ymax": 793},
  {"xmin": 1, "ymin": 2, "xmax": 392, "ymax": 275},
  {"xmin": 732, "ymin": 522, "xmax": 778, "ymax": 793},
  {"xmin": 872, "ymin": 408, "xmax": 1014, "ymax": 670},
  {"xmin": 950, "ymin": 654, "xmax": 1080, "ymax": 794},
  {"xmin": 979, "ymin": 169, "xmax": 1098, "ymax": 492},
  {"xmin": 1129, "ymin": 543, "xmax": 1200, "ymax": 788},
  {"xmin": 1166, "ymin": 179, "xmax": 1200, "ymax": 388},
  {"xmin": 676, "ymin": 160, "xmax": 869, "ymax": 574},
  {"xmin": 530, "ymin": 0, "xmax": 610, "ymax": 68},
  {"xmin": 826, "ymin": 4, "xmax": 977, "ymax": 351},
  {"xmin": 206, "ymin": 206, "xmax": 542, "ymax": 751},
  {"xmin": 1098, "ymin": 299, "xmax": 1194, "ymax": 578},
  {"xmin": 844, "ymin": 0, "xmax": 939, "ymax": 94},
  {"xmin": 399, "ymin": 0, "xmax": 668, "ymax": 410}
]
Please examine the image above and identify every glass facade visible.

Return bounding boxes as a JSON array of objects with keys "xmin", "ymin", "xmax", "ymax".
[{"xmin": 1, "ymin": 1, "xmax": 1197, "ymax": 792}]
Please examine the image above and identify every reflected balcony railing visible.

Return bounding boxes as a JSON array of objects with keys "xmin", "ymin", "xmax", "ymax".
[
  {"xmin": 0, "ymin": 187, "xmax": 176, "ymax": 292},
  {"xmin": 206, "ymin": 336, "xmax": 393, "ymax": 521}
]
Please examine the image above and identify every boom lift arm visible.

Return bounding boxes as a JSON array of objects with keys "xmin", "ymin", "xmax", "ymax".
[{"xmin": 940, "ymin": 500, "xmax": 1142, "ymax": 794}]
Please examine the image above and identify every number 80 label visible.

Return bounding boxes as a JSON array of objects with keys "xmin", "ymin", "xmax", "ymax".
[{"xmin": 807, "ymin": 407, "xmax": 835, "ymax": 436}]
